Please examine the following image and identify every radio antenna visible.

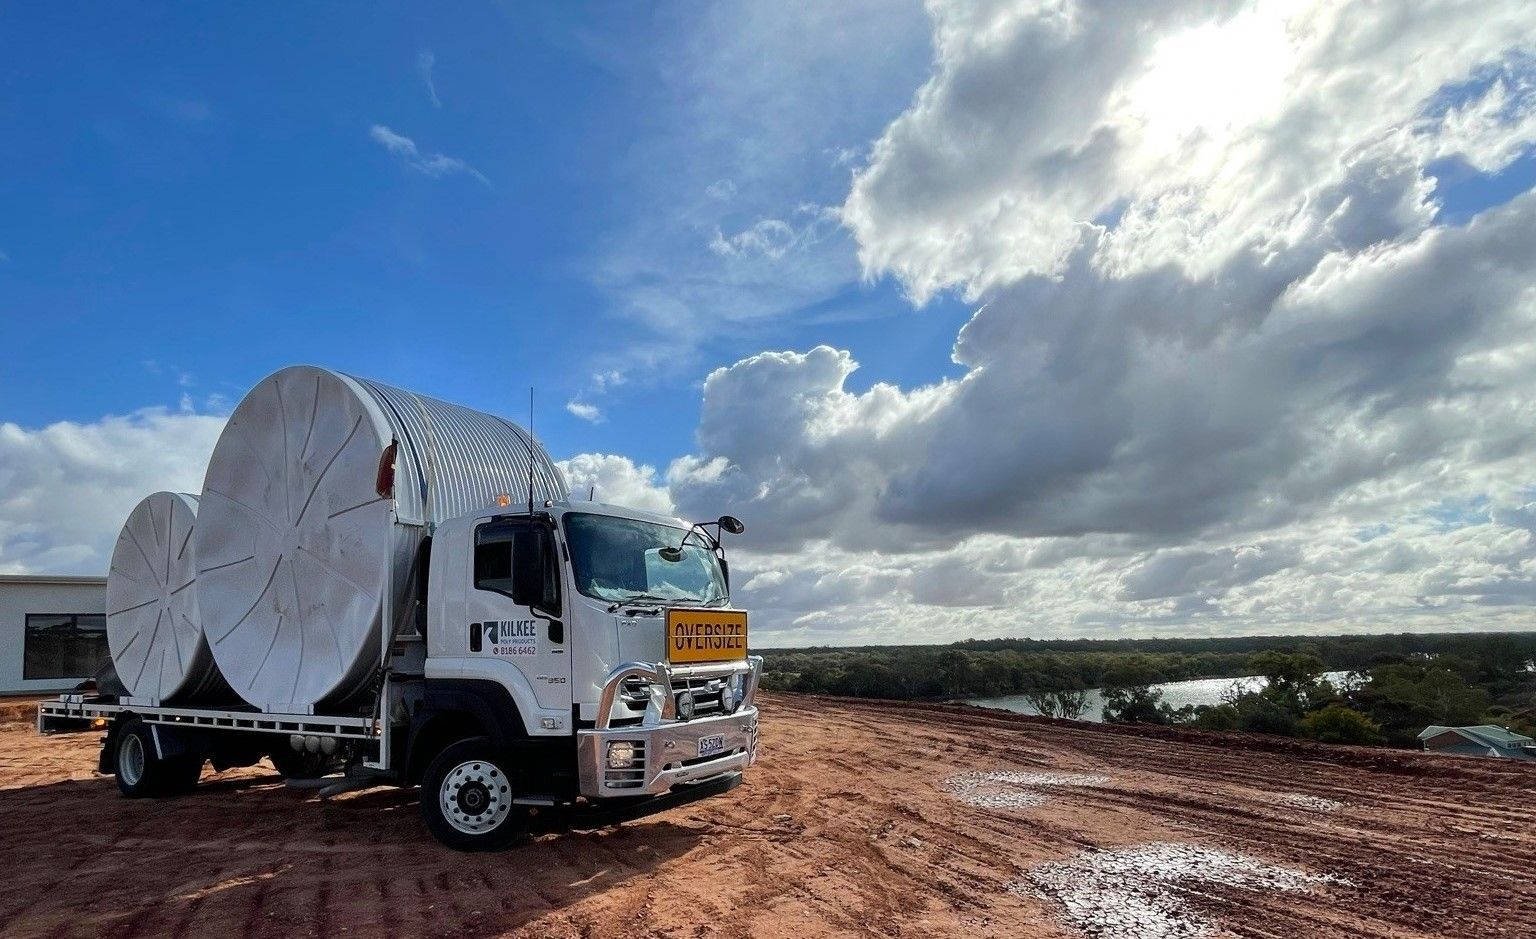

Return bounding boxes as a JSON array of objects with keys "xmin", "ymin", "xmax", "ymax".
[{"xmin": 526, "ymin": 386, "xmax": 536, "ymax": 515}]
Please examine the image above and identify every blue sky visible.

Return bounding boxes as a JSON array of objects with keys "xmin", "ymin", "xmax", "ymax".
[
  {"xmin": 6, "ymin": 2, "xmax": 1536, "ymax": 645},
  {"xmin": 1, "ymin": 3, "xmax": 960, "ymax": 468}
]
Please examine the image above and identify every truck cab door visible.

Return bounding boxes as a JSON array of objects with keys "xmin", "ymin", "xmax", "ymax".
[{"xmin": 465, "ymin": 517, "xmax": 571, "ymax": 714}]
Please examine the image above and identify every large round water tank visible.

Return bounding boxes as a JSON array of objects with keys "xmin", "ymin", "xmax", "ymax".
[
  {"xmin": 106, "ymin": 491, "xmax": 230, "ymax": 702},
  {"xmin": 195, "ymin": 366, "xmax": 566, "ymax": 712}
]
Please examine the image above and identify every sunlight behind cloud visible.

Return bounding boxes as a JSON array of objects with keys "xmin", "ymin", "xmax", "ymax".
[{"xmin": 1120, "ymin": 6, "xmax": 1294, "ymax": 158}]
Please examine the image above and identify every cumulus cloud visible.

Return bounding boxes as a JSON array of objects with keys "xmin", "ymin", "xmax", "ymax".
[
  {"xmin": 669, "ymin": 345, "xmax": 949, "ymax": 553},
  {"xmin": 663, "ymin": 0, "xmax": 1536, "ymax": 645},
  {"xmin": 1420, "ymin": 63, "xmax": 1536, "ymax": 173},
  {"xmin": 0, "ymin": 409, "xmax": 225, "ymax": 574},
  {"xmin": 559, "ymin": 453, "xmax": 675, "ymax": 516},
  {"xmin": 1116, "ymin": 544, "xmax": 1298, "ymax": 602},
  {"xmin": 844, "ymin": 0, "xmax": 1536, "ymax": 300},
  {"xmin": 369, "ymin": 124, "xmax": 487, "ymax": 184}
]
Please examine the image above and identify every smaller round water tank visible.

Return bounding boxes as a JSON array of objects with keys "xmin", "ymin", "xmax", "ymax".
[{"xmin": 106, "ymin": 491, "xmax": 229, "ymax": 702}]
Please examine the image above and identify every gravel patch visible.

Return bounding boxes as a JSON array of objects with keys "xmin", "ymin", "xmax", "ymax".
[
  {"xmin": 1015, "ymin": 842, "xmax": 1337, "ymax": 939},
  {"xmin": 1278, "ymin": 793, "xmax": 1344, "ymax": 812},
  {"xmin": 940, "ymin": 771, "xmax": 1110, "ymax": 809}
]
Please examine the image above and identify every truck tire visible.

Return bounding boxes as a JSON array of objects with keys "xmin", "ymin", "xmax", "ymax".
[
  {"xmin": 420, "ymin": 737, "xmax": 529, "ymax": 851},
  {"xmin": 268, "ymin": 747, "xmax": 335, "ymax": 780},
  {"xmin": 114, "ymin": 720, "xmax": 203, "ymax": 798}
]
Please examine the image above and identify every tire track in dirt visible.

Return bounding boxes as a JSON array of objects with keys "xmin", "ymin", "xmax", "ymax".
[{"xmin": 2, "ymin": 693, "xmax": 1532, "ymax": 938}]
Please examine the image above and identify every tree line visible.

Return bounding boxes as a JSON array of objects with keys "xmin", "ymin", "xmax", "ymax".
[{"xmin": 759, "ymin": 632, "xmax": 1536, "ymax": 747}]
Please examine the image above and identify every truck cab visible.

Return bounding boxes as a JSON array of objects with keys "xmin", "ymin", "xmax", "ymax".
[{"xmin": 406, "ymin": 500, "xmax": 761, "ymax": 848}]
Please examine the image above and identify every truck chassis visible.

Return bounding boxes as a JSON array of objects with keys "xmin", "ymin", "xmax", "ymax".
[{"xmin": 37, "ymin": 655, "xmax": 762, "ymax": 851}]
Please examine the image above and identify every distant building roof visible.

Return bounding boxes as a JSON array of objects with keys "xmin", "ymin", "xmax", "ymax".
[
  {"xmin": 0, "ymin": 573, "xmax": 107, "ymax": 586},
  {"xmin": 1419, "ymin": 725, "xmax": 1535, "ymax": 759},
  {"xmin": 1418, "ymin": 724, "xmax": 1532, "ymax": 746}
]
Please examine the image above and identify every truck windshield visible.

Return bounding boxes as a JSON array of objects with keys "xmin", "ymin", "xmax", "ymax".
[{"xmin": 563, "ymin": 513, "xmax": 728, "ymax": 605}]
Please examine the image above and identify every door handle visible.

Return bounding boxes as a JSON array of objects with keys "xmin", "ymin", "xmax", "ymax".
[
  {"xmin": 469, "ymin": 622, "xmax": 482, "ymax": 652},
  {"xmin": 548, "ymin": 620, "xmax": 564, "ymax": 644}
]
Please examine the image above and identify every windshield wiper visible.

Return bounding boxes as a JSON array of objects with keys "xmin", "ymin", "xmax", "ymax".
[
  {"xmin": 601, "ymin": 590, "xmax": 731, "ymax": 612},
  {"xmin": 605, "ymin": 593, "xmax": 690, "ymax": 613}
]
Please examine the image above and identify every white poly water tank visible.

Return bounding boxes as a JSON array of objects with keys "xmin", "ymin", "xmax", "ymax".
[
  {"xmin": 106, "ymin": 491, "xmax": 229, "ymax": 702},
  {"xmin": 195, "ymin": 366, "xmax": 566, "ymax": 712}
]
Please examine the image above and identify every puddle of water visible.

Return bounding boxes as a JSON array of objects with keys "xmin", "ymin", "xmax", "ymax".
[
  {"xmin": 1278, "ymin": 793, "xmax": 1343, "ymax": 812},
  {"xmin": 940, "ymin": 771, "xmax": 1110, "ymax": 809},
  {"xmin": 1015, "ymin": 842, "xmax": 1336, "ymax": 939}
]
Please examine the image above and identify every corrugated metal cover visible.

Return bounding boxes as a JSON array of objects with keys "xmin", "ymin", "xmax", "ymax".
[
  {"xmin": 346, "ymin": 372, "xmax": 566, "ymax": 524},
  {"xmin": 196, "ymin": 366, "xmax": 565, "ymax": 711}
]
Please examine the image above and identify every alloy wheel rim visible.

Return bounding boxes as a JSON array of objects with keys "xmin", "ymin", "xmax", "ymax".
[{"xmin": 439, "ymin": 760, "xmax": 512, "ymax": 835}]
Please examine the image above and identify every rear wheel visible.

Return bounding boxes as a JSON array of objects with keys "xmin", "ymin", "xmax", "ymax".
[
  {"xmin": 420, "ymin": 737, "xmax": 528, "ymax": 851},
  {"xmin": 114, "ymin": 720, "xmax": 202, "ymax": 798}
]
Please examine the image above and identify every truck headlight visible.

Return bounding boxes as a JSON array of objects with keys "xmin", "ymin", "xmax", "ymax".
[
  {"xmin": 675, "ymin": 691, "xmax": 695, "ymax": 721},
  {"xmin": 720, "ymin": 685, "xmax": 740, "ymax": 714},
  {"xmin": 607, "ymin": 741, "xmax": 638, "ymax": 769}
]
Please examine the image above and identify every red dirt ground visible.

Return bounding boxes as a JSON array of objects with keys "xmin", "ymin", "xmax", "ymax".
[{"xmin": 1, "ymin": 693, "xmax": 1532, "ymax": 938}]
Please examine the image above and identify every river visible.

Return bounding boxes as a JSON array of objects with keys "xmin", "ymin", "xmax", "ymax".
[{"xmin": 964, "ymin": 670, "xmax": 1354, "ymax": 722}]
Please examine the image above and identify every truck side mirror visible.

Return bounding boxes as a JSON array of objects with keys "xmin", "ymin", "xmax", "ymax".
[{"xmin": 510, "ymin": 530, "xmax": 546, "ymax": 609}]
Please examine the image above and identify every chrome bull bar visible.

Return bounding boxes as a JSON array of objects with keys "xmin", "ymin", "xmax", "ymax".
[
  {"xmin": 593, "ymin": 655, "xmax": 762, "ymax": 730},
  {"xmin": 577, "ymin": 655, "xmax": 762, "ymax": 798}
]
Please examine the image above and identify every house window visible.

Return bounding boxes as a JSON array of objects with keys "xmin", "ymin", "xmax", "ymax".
[{"xmin": 23, "ymin": 613, "xmax": 108, "ymax": 680}]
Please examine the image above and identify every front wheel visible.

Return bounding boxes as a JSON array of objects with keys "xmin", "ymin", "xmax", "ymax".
[{"xmin": 420, "ymin": 737, "xmax": 528, "ymax": 851}]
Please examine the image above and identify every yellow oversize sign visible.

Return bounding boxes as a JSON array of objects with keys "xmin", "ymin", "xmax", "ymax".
[{"xmin": 666, "ymin": 609, "xmax": 748, "ymax": 664}]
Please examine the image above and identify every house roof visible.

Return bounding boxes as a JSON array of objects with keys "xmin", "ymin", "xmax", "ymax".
[
  {"xmin": 0, "ymin": 573, "xmax": 107, "ymax": 586},
  {"xmin": 1418, "ymin": 725, "xmax": 1534, "ymax": 748}
]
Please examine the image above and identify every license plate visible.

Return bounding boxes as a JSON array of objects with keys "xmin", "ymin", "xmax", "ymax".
[
  {"xmin": 697, "ymin": 734, "xmax": 726, "ymax": 758},
  {"xmin": 666, "ymin": 609, "xmax": 748, "ymax": 664}
]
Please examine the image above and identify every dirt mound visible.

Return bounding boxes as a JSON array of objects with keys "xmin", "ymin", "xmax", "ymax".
[{"xmin": 0, "ymin": 698, "xmax": 45, "ymax": 728}]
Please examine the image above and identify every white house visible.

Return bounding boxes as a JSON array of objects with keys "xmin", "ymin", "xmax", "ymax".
[{"xmin": 0, "ymin": 574, "xmax": 108, "ymax": 695}]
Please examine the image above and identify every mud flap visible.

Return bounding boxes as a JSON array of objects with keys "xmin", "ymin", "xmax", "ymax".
[
  {"xmin": 97, "ymin": 734, "xmax": 115, "ymax": 775},
  {"xmin": 150, "ymin": 724, "xmax": 210, "ymax": 759}
]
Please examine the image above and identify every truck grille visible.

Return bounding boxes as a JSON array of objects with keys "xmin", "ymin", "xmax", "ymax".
[
  {"xmin": 672, "ymin": 676, "xmax": 729, "ymax": 717},
  {"xmin": 619, "ymin": 676, "xmax": 651, "ymax": 712}
]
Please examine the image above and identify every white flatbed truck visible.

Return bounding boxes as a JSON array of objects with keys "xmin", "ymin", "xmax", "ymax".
[{"xmin": 39, "ymin": 500, "xmax": 761, "ymax": 851}]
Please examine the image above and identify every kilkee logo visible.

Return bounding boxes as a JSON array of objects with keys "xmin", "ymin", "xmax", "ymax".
[{"xmin": 485, "ymin": 620, "xmax": 537, "ymax": 644}]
